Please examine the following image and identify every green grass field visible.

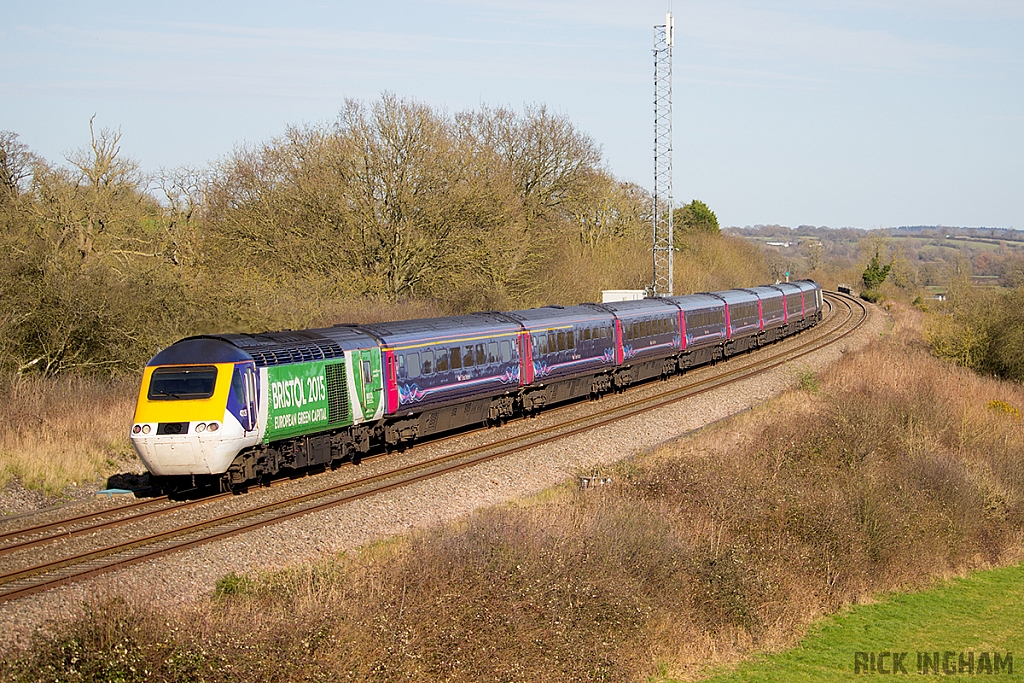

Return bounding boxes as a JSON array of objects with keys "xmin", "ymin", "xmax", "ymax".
[{"xmin": 693, "ymin": 564, "xmax": 1024, "ymax": 682}]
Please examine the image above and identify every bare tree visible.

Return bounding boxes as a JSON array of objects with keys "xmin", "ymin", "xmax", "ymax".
[{"xmin": 0, "ymin": 131, "xmax": 34, "ymax": 203}]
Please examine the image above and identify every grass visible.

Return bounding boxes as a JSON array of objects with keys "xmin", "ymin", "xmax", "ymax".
[
  {"xmin": 0, "ymin": 376, "xmax": 139, "ymax": 495},
  {"xmin": 5, "ymin": 305, "xmax": 1024, "ymax": 682},
  {"xmin": 694, "ymin": 563, "xmax": 1024, "ymax": 682}
]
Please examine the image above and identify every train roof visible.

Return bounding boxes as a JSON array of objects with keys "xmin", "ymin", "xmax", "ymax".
[
  {"xmin": 147, "ymin": 337, "xmax": 253, "ymax": 367},
  {"xmin": 502, "ymin": 304, "xmax": 615, "ymax": 329},
  {"xmin": 771, "ymin": 282, "xmax": 803, "ymax": 296},
  {"xmin": 791, "ymin": 280, "xmax": 821, "ymax": 294},
  {"xmin": 595, "ymin": 298, "xmax": 678, "ymax": 318},
  {"xmin": 212, "ymin": 326, "xmax": 380, "ymax": 366},
  {"xmin": 664, "ymin": 293, "xmax": 726, "ymax": 311},
  {"xmin": 745, "ymin": 285, "xmax": 784, "ymax": 300},
  {"xmin": 360, "ymin": 313, "xmax": 521, "ymax": 348},
  {"xmin": 148, "ymin": 325, "xmax": 384, "ymax": 368},
  {"xmin": 713, "ymin": 289, "xmax": 759, "ymax": 305}
]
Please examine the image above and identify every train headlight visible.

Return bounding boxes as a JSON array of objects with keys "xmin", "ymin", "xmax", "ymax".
[
  {"xmin": 207, "ymin": 422, "xmax": 220, "ymax": 432},
  {"xmin": 195, "ymin": 422, "xmax": 206, "ymax": 433},
  {"xmin": 141, "ymin": 424, "xmax": 151, "ymax": 434},
  {"xmin": 132, "ymin": 424, "xmax": 141, "ymax": 435}
]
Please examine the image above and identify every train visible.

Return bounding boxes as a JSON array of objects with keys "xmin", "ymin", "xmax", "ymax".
[{"xmin": 130, "ymin": 280, "xmax": 823, "ymax": 493}]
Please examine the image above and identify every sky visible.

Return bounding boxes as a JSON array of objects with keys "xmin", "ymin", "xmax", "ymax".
[{"xmin": 2, "ymin": 0, "xmax": 1022, "ymax": 229}]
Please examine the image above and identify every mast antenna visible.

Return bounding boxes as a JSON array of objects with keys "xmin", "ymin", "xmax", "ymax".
[{"xmin": 652, "ymin": 11, "xmax": 674, "ymax": 296}]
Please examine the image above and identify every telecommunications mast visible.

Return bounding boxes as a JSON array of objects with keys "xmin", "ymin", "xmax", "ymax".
[{"xmin": 651, "ymin": 11, "xmax": 674, "ymax": 296}]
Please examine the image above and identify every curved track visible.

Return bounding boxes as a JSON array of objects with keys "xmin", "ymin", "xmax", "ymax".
[{"xmin": 0, "ymin": 292, "xmax": 866, "ymax": 604}]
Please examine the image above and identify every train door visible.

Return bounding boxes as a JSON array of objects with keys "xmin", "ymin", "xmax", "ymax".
[
  {"xmin": 355, "ymin": 348, "xmax": 384, "ymax": 419},
  {"xmin": 232, "ymin": 361, "xmax": 258, "ymax": 432}
]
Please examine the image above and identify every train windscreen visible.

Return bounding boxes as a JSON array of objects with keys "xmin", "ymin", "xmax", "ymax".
[{"xmin": 148, "ymin": 366, "xmax": 218, "ymax": 400}]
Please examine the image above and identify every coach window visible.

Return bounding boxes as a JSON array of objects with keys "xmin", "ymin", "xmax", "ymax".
[
  {"xmin": 450, "ymin": 347, "xmax": 462, "ymax": 370},
  {"xmin": 537, "ymin": 334, "xmax": 548, "ymax": 355},
  {"xmin": 548, "ymin": 331, "xmax": 557, "ymax": 352},
  {"xmin": 583, "ymin": 328, "xmax": 591, "ymax": 341},
  {"xmin": 601, "ymin": 326, "xmax": 609, "ymax": 339},
  {"xmin": 488, "ymin": 342, "xmax": 499, "ymax": 363},
  {"xmin": 435, "ymin": 348, "xmax": 449, "ymax": 373},
  {"xmin": 499, "ymin": 340, "xmax": 512, "ymax": 362},
  {"xmin": 397, "ymin": 354, "xmax": 406, "ymax": 377},
  {"xmin": 463, "ymin": 345, "xmax": 475, "ymax": 368},
  {"xmin": 475, "ymin": 344, "xmax": 486, "ymax": 366},
  {"xmin": 407, "ymin": 352, "xmax": 421, "ymax": 378},
  {"xmin": 557, "ymin": 331, "xmax": 566, "ymax": 351},
  {"xmin": 420, "ymin": 350, "xmax": 433, "ymax": 375},
  {"xmin": 566, "ymin": 330, "xmax": 575, "ymax": 349}
]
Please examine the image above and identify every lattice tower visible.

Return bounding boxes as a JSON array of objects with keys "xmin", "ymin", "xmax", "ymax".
[{"xmin": 652, "ymin": 12, "xmax": 674, "ymax": 296}]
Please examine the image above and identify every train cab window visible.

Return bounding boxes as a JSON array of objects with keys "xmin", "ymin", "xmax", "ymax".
[
  {"xmin": 421, "ymin": 350, "xmax": 434, "ymax": 375},
  {"xmin": 449, "ymin": 347, "xmax": 462, "ymax": 370},
  {"xmin": 435, "ymin": 349, "xmax": 448, "ymax": 373},
  {"xmin": 462, "ymin": 345, "xmax": 475, "ymax": 368},
  {"xmin": 566, "ymin": 330, "xmax": 574, "ymax": 349},
  {"xmin": 488, "ymin": 342, "xmax": 499, "ymax": 363},
  {"xmin": 148, "ymin": 366, "xmax": 217, "ymax": 401},
  {"xmin": 557, "ymin": 331, "xmax": 566, "ymax": 351},
  {"xmin": 499, "ymin": 340, "xmax": 512, "ymax": 362},
  {"xmin": 407, "ymin": 352, "xmax": 421, "ymax": 378},
  {"xmin": 230, "ymin": 368, "xmax": 245, "ymax": 402},
  {"xmin": 475, "ymin": 344, "xmax": 486, "ymax": 366}
]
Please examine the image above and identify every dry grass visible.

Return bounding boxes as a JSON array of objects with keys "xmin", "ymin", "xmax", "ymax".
[
  {"xmin": 7, "ymin": 305, "xmax": 1024, "ymax": 682},
  {"xmin": 0, "ymin": 376, "xmax": 139, "ymax": 495}
]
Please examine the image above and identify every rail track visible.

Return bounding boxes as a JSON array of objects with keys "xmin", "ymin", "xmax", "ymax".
[{"xmin": 0, "ymin": 292, "xmax": 867, "ymax": 604}]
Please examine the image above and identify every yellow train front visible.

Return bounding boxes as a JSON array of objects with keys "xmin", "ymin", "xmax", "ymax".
[{"xmin": 130, "ymin": 338, "xmax": 262, "ymax": 487}]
